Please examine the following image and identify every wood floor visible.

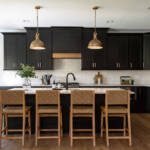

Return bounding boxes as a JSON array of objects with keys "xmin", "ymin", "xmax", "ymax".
[{"xmin": 0, "ymin": 114, "xmax": 150, "ymax": 150}]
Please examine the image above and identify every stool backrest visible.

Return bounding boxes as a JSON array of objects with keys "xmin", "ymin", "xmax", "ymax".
[
  {"xmin": 0, "ymin": 90, "xmax": 25, "ymax": 105},
  {"xmin": 105, "ymin": 90, "xmax": 130, "ymax": 107},
  {"xmin": 36, "ymin": 90, "xmax": 60, "ymax": 105},
  {"xmin": 71, "ymin": 90, "xmax": 95, "ymax": 105}
]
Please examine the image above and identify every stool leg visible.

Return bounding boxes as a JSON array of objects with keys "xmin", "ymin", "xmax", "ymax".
[
  {"xmin": 127, "ymin": 113, "xmax": 132, "ymax": 146},
  {"xmin": 100, "ymin": 112, "xmax": 103, "ymax": 137},
  {"xmin": 61, "ymin": 111, "xmax": 63, "ymax": 137},
  {"xmin": 70, "ymin": 112, "xmax": 73, "ymax": 147},
  {"xmin": 92, "ymin": 113, "xmax": 96, "ymax": 147},
  {"xmin": 123, "ymin": 115, "xmax": 126, "ymax": 136},
  {"xmin": 22, "ymin": 112, "xmax": 26, "ymax": 146},
  {"xmin": 35, "ymin": 113, "xmax": 39, "ymax": 146},
  {"xmin": 4, "ymin": 114, "xmax": 8, "ymax": 135},
  {"xmin": 105, "ymin": 113, "xmax": 109, "ymax": 147},
  {"xmin": 58, "ymin": 113, "xmax": 61, "ymax": 146},
  {"xmin": 28, "ymin": 111, "xmax": 31, "ymax": 135}
]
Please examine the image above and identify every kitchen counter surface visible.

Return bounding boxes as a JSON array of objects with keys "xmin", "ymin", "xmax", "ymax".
[
  {"xmin": 1, "ymin": 83, "xmax": 150, "ymax": 87},
  {"xmin": 10, "ymin": 87, "xmax": 134, "ymax": 95},
  {"xmin": 79, "ymin": 83, "xmax": 150, "ymax": 87}
]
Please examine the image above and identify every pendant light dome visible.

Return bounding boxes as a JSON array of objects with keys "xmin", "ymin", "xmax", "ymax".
[
  {"xmin": 30, "ymin": 6, "xmax": 45, "ymax": 50},
  {"xmin": 88, "ymin": 6, "xmax": 103, "ymax": 49}
]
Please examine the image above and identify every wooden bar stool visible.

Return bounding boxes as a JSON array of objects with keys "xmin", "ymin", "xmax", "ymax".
[
  {"xmin": 0, "ymin": 90, "xmax": 31, "ymax": 146},
  {"xmin": 70, "ymin": 90, "xmax": 95, "ymax": 147},
  {"xmin": 100, "ymin": 90, "xmax": 132, "ymax": 146},
  {"xmin": 35, "ymin": 90, "xmax": 62, "ymax": 146}
]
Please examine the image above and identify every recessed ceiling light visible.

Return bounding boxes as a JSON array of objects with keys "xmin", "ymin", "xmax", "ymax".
[
  {"xmin": 106, "ymin": 20, "xmax": 114, "ymax": 23},
  {"xmin": 22, "ymin": 19, "xmax": 30, "ymax": 23}
]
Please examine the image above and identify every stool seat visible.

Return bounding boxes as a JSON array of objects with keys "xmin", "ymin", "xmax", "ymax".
[
  {"xmin": 38, "ymin": 106, "xmax": 58, "ymax": 114},
  {"xmin": 3, "ymin": 106, "xmax": 30, "ymax": 114},
  {"xmin": 0, "ymin": 90, "xmax": 31, "ymax": 146},
  {"xmin": 100, "ymin": 90, "xmax": 132, "ymax": 147},
  {"xmin": 101, "ymin": 106, "xmax": 128, "ymax": 114},
  {"xmin": 35, "ymin": 90, "xmax": 62, "ymax": 146},
  {"xmin": 70, "ymin": 90, "xmax": 95, "ymax": 147},
  {"xmin": 73, "ymin": 106, "xmax": 93, "ymax": 114}
]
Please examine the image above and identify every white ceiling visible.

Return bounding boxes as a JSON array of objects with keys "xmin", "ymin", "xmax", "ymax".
[{"xmin": 0, "ymin": 0, "xmax": 150, "ymax": 32}]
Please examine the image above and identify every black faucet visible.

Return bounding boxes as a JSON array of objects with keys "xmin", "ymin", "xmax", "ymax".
[{"xmin": 66, "ymin": 72, "xmax": 76, "ymax": 90}]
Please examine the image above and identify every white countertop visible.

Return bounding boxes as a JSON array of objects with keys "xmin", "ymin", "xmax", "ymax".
[
  {"xmin": 10, "ymin": 87, "xmax": 134, "ymax": 95},
  {"xmin": 1, "ymin": 83, "xmax": 150, "ymax": 87}
]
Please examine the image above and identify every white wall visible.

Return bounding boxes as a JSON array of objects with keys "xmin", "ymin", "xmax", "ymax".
[{"xmin": 0, "ymin": 33, "xmax": 150, "ymax": 86}]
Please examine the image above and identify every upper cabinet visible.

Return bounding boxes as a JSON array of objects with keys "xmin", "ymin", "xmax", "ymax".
[
  {"xmin": 106, "ymin": 34, "xmax": 129, "ymax": 70},
  {"xmin": 3, "ymin": 33, "xmax": 26, "ymax": 70},
  {"xmin": 26, "ymin": 27, "xmax": 53, "ymax": 70},
  {"xmin": 128, "ymin": 34, "xmax": 143, "ymax": 70},
  {"xmin": 52, "ymin": 27, "xmax": 82, "ymax": 53},
  {"xmin": 143, "ymin": 33, "xmax": 150, "ymax": 69},
  {"xmin": 81, "ymin": 28, "xmax": 108, "ymax": 70},
  {"xmin": 106, "ymin": 33, "xmax": 143, "ymax": 70},
  {"xmin": 2, "ymin": 27, "xmax": 149, "ymax": 70}
]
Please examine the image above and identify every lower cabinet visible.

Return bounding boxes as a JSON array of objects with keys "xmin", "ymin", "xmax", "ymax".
[
  {"xmin": 142, "ymin": 87, "xmax": 150, "ymax": 113},
  {"xmin": 130, "ymin": 86, "xmax": 150, "ymax": 113}
]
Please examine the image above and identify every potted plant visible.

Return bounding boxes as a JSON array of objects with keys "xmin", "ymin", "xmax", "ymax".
[{"xmin": 17, "ymin": 64, "xmax": 35, "ymax": 87}]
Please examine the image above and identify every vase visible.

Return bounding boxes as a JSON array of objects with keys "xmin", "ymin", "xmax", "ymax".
[{"xmin": 22, "ymin": 78, "xmax": 31, "ymax": 88}]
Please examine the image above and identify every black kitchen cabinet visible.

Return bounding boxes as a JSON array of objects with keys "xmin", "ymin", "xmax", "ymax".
[
  {"xmin": 106, "ymin": 34, "xmax": 129, "ymax": 70},
  {"xmin": 26, "ymin": 28, "xmax": 53, "ymax": 70},
  {"xmin": 3, "ymin": 33, "xmax": 26, "ymax": 70},
  {"xmin": 142, "ymin": 87, "xmax": 150, "ymax": 113},
  {"xmin": 143, "ymin": 33, "xmax": 150, "ymax": 69},
  {"xmin": 52, "ymin": 27, "xmax": 82, "ymax": 53},
  {"xmin": 128, "ymin": 34, "xmax": 143, "ymax": 70},
  {"xmin": 81, "ymin": 28, "xmax": 108, "ymax": 70}
]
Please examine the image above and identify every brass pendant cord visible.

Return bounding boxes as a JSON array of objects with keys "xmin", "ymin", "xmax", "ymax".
[
  {"xmin": 94, "ymin": 8, "xmax": 96, "ymax": 33},
  {"xmin": 36, "ymin": 7, "xmax": 39, "ymax": 33},
  {"xmin": 87, "ymin": 6, "xmax": 103, "ymax": 49},
  {"xmin": 30, "ymin": 6, "xmax": 45, "ymax": 50}
]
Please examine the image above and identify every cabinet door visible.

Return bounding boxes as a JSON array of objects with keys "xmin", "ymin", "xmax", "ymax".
[
  {"xmin": 4, "ymin": 33, "xmax": 26, "ymax": 70},
  {"xmin": 106, "ymin": 34, "xmax": 128, "ymax": 70},
  {"xmin": 143, "ymin": 34, "xmax": 150, "ymax": 69},
  {"xmin": 26, "ymin": 28, "xmax": 53, "ymax": 70},
  {"xmin": 81, "ymin": 28, "xmax": 107, "ymax": 70},
  {"xmin": 128, "ymin": 34, "xmax": 143, "ymax": 70},
  {"xmin": 144, "ymin": 87, "xmax": 150, "ymax": 113},
  {"xmin": 52, "ymin": 27, "xmax": 82, "ymax": 53}
]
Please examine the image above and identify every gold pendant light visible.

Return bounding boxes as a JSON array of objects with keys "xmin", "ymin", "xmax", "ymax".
[
  {"xmin": 88, "ymin": 6, "xmax": 103, "ymax": 49},
  {"xmin": 30, "ymin": 6, "xmax": 45, "ymax": 50}
]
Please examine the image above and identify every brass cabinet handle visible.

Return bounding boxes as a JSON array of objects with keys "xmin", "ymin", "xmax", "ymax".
[
  {"xmin": 116, "ymin": 62, "xmax": 118, "ymax": 68},
  {"xmin": 92, "ymin": 63, "xmax": 94, "ymax": 68},
  {"xmin": 130, "ymin": 62, "xmax": 133, "ymax": 68}
]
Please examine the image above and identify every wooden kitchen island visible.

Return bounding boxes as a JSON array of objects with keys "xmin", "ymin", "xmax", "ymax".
[{"xmin": 4, "ymin": 88, "xmax": 134, "ymax": 134}]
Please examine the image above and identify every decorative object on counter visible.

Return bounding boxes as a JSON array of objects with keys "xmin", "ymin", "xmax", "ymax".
[
  {"xmin": 94, "ymin": 72, "xmax": 103, "ymax": 85},
  {"xmin": 120, "ymin": 76, "xmax": 134, "ymax": 85},
  {"xmin": 17, "ymin": 64, "xmax": 35, "ymax": 88},
  {"xmin": 30, "ymin": 6, "xmax": 45, "ymax": 50},
  {"xmin": 41, "ymin": 74, "xmax": 52, "ymax": 85},
  {"xmin": 88, "ymin": 6, "xmax": 103, "ymax": 49}
]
